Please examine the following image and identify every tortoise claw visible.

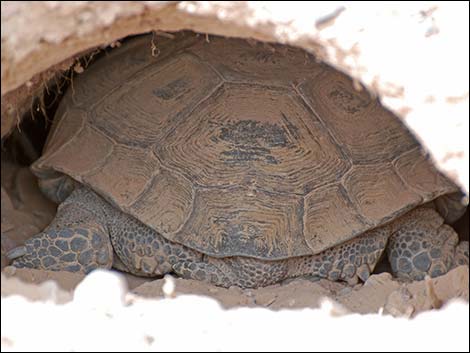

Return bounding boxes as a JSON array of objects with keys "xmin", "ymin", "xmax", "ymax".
[{"xmin": 7, "ymin": 246, "xmax": 27, "ymax": 260}]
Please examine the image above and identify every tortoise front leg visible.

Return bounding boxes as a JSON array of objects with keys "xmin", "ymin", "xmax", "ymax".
[
  {"xmin": 9, "ymin": 187, "xmax": 113, "ymax": 273},
  {"xmin": 387, "ymin": 207, "xmax": 469, "ymax": 281}
]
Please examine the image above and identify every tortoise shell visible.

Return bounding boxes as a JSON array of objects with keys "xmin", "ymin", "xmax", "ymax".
[{"xmin": 32, "ymin": 32, "xmax": 459, "ymax": 260}]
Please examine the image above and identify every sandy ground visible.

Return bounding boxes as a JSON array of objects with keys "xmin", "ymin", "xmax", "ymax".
[
  {"xmin": 2, "ymin": 264, "xmax": 469, "ymax": 316},
  {"xmin": 1, "ymin": 268, "xmax": 469, "ymax": 352},
  {"xmin": 1, "ymin": 164, "xmax": 469, "ymax": 351}
]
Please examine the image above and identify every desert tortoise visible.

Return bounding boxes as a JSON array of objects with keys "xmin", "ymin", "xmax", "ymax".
[{"xmin": 9, "ymin": 32, "xmax": 469, "ymax": 288}]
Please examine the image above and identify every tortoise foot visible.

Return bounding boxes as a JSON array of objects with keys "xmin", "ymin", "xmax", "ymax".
[
  {"xmin": 9, "ymin": 187, "xmax": 113, "ymax": 273},
  {"xmin": 387, "ymin": 207, "xmax": 463, "ymax": 281},
  {"xmin": 10, "ymin": 226, "xmax": 112, "ymax": 273}
]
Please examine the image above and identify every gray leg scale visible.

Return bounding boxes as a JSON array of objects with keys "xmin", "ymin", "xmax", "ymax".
[
  {"xmin": 108, "ymin": 210, "xmax": 202, "ymax": 277},
  {"xmin": 11, "ymin": 187, "xmax": 113, "ymax": 273},
  {"xmin": 387, "ymin": 207, "xmax": 469, "ymax": 281}
]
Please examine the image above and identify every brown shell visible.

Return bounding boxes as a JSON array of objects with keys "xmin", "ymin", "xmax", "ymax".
[{"xmin": 32, "ymin": 32, "xmax": 459, "ymax": 259}]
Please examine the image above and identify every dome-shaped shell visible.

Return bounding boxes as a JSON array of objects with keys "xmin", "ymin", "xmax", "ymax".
[{"xmin": 33, "ymin": 32, "xmax": 460, "ymax": 259}]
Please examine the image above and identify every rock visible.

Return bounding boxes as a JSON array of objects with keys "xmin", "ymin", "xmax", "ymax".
[{"xmin": 384, "ymin": 266, "xmax": 469, "ymax": 317}]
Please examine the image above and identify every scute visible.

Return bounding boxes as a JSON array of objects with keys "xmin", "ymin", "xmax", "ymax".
[
  {"xmin": 304, "ymin": 184, "xmax": 369, "ymax": 253},
  {"xmin": 33, "ymin": 32, "xmax": 462, "ymax": 260},
  {"xmin": 154, "ymin": 83, "xmax": 350, "ymax": 195},
  {"xmin": 394, "ymin": 148, "xmax": 457, "ymax": 202},
  {"xmin": 299, "ymin": 68, "xmax": 420, "ymax": 164},
  {"xmin": 84, "ymin": 145, "xmax": 161, "ymax": 207},
  {"xmin": 188, "ymin": 35, "xmax": 324, "ymax": 87},
  {"xmin": 173, "ymin": 186, "xmax": 311, "ymax": 259},
  {"xmin": 35, "ymin": 125, "xmax": 113, "ymax": 181},
  {"xmin": 342, "ymin": 164, "xmax": 422, "ymax": 225},
  {"xmin": 68, "ymin": 32, "xmax": 199, "ymax": 109},
  {"xmin": 90, "ymin": 53, "xmax": 222, "ymax": 147},
  {"xmin": 130, "ymin": 168, "xmax": 195, "ymax": 235}
]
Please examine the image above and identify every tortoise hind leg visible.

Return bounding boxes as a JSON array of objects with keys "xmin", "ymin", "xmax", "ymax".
[
  {"xmin": 9, "ymin": 187, "xmax": 113, "ymax": 273},
  {"xmin": 288, "ymin": 226, "xmax": 390, "ymax": 285},
  {"xmin": 387, "ymin": 207, "xmax": 468, "ymax": 281},
  {"xmin": 108, "ymin": 212, "xmax": 202, "ymax": 277},
  {"xmin": 174, "ymin": 226, "xmax": 390, "ymax": 288},
  {"xmin": 173, "ymin": 257, "xmax": 289, "ymax": 288},
  {"xmin": 172, "ymin": 260, "xmax": 230, "ymax": 287}
]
